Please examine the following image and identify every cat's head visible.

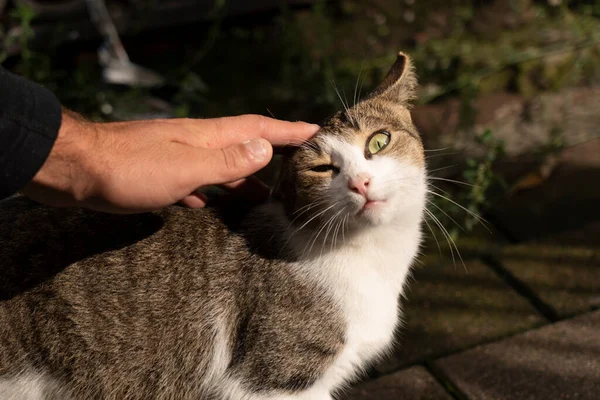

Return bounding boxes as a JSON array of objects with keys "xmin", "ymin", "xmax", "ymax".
[{"xmin": 276, "ymin": 52, "xmax": 426, "ymax": 235}]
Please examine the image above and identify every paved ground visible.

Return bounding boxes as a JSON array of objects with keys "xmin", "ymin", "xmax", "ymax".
[{"xmin": 341, "ymin": 139, "xmax": 600, "ymax": 399}]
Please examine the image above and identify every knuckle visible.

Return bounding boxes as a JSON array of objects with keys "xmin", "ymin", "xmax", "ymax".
[
  {"xmin": 246, "ymin": 114, "xmax": 269, "ymax": 132},
  {"xmin": 256, "ymin": 115, "xmax": 270, "ymax": 132}
]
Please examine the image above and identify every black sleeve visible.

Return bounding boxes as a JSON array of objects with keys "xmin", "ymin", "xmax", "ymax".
[{"xmin": 0, "ymin": 66, "xmax": 62, "ymax": 200}]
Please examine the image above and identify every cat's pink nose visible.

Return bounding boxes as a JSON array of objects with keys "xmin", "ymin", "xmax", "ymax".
[{"xmin": 348, "ymin": 173, "xmax": 371, "ymax": 197}]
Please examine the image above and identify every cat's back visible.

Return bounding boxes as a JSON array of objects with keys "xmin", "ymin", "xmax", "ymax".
[
  {"xmin": 0, "ymin": 196, "xmax": 246, "ymax": 397},
  {"xmin": 0, "ymin": 195, "xmax": 240, "ymax": 301}
]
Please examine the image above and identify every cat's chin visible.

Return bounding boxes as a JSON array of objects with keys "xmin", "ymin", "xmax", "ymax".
[{"xmin": 353, "ymin": 203, "xmax": 394, "ymax": 227}]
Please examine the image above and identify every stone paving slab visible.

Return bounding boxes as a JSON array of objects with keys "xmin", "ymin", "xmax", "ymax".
[
  {"xmin": 504, "ymin": 252, "xmax": 600, "ymax": 317},
  {"xmin": 436, "ymin": 310, "xmax": 600, "ymax": 400},
  {"xmin": 342, "ymin": 366, "xmax": 452, "ymax": 400},
  {"xmin": 499, "ymin": 219, "xmax": 600, "ymax": 318},
  {"xmin": 374, "ymin": 260, "xmax": 545, "ymax": 374}
]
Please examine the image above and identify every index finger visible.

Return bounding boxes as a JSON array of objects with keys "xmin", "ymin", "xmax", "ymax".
[{"xmin": 183, "ymin": 114, "xmax": 320, "ymax": 149}]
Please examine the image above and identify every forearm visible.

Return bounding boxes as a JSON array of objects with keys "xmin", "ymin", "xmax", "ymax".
[{"xmin": 0, "ymin": 67, "xmax": 62, "ymax": 200}]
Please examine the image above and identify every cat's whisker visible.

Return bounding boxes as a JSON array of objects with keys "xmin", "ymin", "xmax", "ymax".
[
  {"xmin": 294, "ymin": 194, "xmax": 337, "ymax": 211},
  {"xmin": 341, "ymin": 86, "xmax": 351, "ymax": 115},
  {"xmin": 285, "ymin": 200, "xmax": 332, "ymax": 234},
  {"xmin": 427, "ymin": 165, "xmax": 456, "ymax": 174},
  {"xmin": 341, "ymin": 214, "xmax": 348, "ymax": 246},
  {"xmin": 290, "ymin": 205, "xmax": 327, "ymax": 224},
  {"xmin": 424, "ymin": 147, "xmax": 453, "ymax": 152},
  {"xmin": 277, "ymin": 139, "xmax": 321, "ymax": 152},
  {"xmin": 375, "ymin": 168, "xmax": 463, "ymax": 187},
  {"xmin": 331, "ymin": 80, "xmax": 349, "ymax": 112},
  {"xmin": 331, "ymin": 79, "xmax": 354, "ymax": 125},
  {"xmin": 320, "ymin": 202, "xmax": 352, "ymax": 255},
  {"xmin": 278, "ymin": 138, "xmax": 308, "ymax": 146},
  {"xmin": 302, "ymin": 214, "xmax": 333, "ymax": 259},
  {"xmin": 427, "ymin": 199, "xmax": 465, "ymax": 233},
  {"xmin": 322, "ymin": 210, "xmax": 341, "ymax": 246},
  {"xmin": 297, "ymin": 143, "xmax": 322, "ymax": 156},
  {"xmin": 427, "ymin": 190, "xmax": 491, "ymax": 232},
  {"xmin": 299, "ymin": 226, "xmax": 320, "ymax": 259},
  {"xmin": 331, "ymin": 219, "xmax": 339, "ymax": 253},
  {"xmin": 266, "ymin": 108, "xmax": 276, "ymax": 118},
  {"xmin": 428, "ymin": 177, "xmax": 480, "ymax": 188},
  {"xmin": 336, "ymin": 214, "xmax": 347, "ymax": 249},
  {"xmin": 357, "ymin": 63, "xmax": 367, "ymax": 106},
  {"xmin": 425, "ymin": 208, "xmax": 466, "ymax": 272},
  {"xmin": 292, "ymin": 198, "xmax": 326, "ymax": 213},
  {"xmin": 299, "ymin": 141, "xmax": 320, "ymax": 151},
  {"xmin": 423, "ymin": 216, "xmax": 442, "ymax": 255},
  {"xmin": 292, "ymin": 198, "xmax": 332, "ymax": 217},
  {"xmin": 327, "ymin": 214, "xmax": 339, "ymax": 254},
  {"xmin": 319, "ymin": 210, "xmax": 344, "ymax": 258},
  {"xmin": 426, "ymin": 182, "xmax": 490, "ymax": 232},
  {"xmin": 353, "ymin": 67, "xmax": 364, "ymax": 108},
  {"xmin": 357, "ymin": 77, "xmax": 365, "ymax": 105},
  {"xmin": 288, "ymin": 197, "xmax": 355, "ymax": 258},
  {"xmin": 300, "ymin": 198, "xmax": 355, "ymax": 259},
  {"xmin": 427, "ymin": 182, "xmax": 453, "ymax": 199},
  {"xmin": 286, "ymin": 203, "xmax": 338, "ymax": 246},
  {"xmin": 424, "ymin": 208, "xmax": 455, "ymax": 265},
  {"xmin": 331, "ymin": 211, "xmax": 346, "ymax": 253},
  {"xmin": 425, "ymin": 152, "xmax": 458, "ymax": 160}
]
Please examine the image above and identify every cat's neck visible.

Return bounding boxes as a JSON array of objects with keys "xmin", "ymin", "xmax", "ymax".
[
  {"xmin": 295, "ymin": 218, "xmax": 422, "ymax": 296},
  {"xmin": 255, "ymin": 201, "xmax": 422, "ymax": 277}
]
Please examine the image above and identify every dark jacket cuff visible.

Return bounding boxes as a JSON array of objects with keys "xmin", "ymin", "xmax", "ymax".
[{"xmin": 0, "ymin": 67, "xmax": 62, "ymax": 199}]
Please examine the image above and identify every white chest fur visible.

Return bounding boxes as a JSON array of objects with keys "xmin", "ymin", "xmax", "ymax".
[{"xmin": 296, "ymin": 224, "xmax": 421, "ymax": 395}]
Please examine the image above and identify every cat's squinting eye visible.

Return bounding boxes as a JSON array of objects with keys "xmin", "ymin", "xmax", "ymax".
[
  {"xmin": 367, "ymin": 131, "xmax": 391, "ymax": 155},
  {"xmin": 309, "ymin": 164, "xmax": 340, "ymax": 174}
]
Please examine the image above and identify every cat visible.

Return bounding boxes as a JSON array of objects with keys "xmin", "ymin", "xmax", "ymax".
[{"xmin": 0, "ymin": 52, "xmax": 426, "ymax": 400}]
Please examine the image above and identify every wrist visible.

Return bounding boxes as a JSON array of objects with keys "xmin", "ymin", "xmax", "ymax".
[
  {"xmin": 61, "ymin": 111, "xmax": 100, "ymax": 202},
  {"xmin": 22, "ymin": 109, "xmax": 99, "ymax": 207}
]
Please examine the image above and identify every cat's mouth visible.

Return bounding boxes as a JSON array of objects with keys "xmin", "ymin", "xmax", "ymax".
[{"xmin": 359, "ymin": 199, "xmax": 387, "ymax": 213}]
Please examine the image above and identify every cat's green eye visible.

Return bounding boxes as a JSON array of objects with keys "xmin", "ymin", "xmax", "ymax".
[{"xmin": 367, "ymin": 132, "xmax": 391, "ymax": 155}]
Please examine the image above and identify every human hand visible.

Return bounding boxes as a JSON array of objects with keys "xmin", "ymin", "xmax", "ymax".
[{"xmin": 22, "ymin": 110, "xmax": 319, "ymax": 213}]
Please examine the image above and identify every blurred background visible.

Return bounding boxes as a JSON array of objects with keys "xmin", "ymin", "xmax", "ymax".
[{"xmin": 1, "ymin": 1, "xmax": 599, "ymax": 398}]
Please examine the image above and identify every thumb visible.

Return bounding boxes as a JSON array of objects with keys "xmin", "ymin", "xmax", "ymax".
[{"xmin": 191, "ymin": 138, "xmax": 273, "ymax": 186}]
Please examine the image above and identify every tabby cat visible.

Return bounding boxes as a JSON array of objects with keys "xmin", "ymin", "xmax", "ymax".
[{"xmin": 0, "ymin": 52, "xmax": 426, "ymax": 400}]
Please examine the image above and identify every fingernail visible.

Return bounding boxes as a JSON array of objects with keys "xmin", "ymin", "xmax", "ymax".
[
  {"xmin": 300, "ymin": 122, "xmax": 320, "ymax": 132},
  {"xmin": 308, "ymin": 123, "xmax": 321, "ymax": 132},
  {"xmin": 244, "ymin": 139, "xmax": 268, "ymax": 161}
]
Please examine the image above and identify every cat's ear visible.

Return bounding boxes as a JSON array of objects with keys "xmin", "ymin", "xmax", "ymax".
[{"xmin": 366, "ymin": 52, "xmax": 417, "ymax": 106}]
